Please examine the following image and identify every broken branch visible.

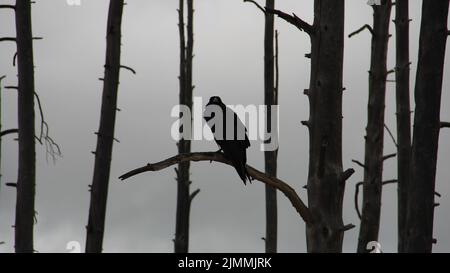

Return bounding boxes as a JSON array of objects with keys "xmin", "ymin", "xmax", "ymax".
[
  {"xmin": 189, "ymin": 188, "xmax": 200, "ymax": 203},
  {"xmin": 243, "ymin": 0, "xmax": 265, "ymax": 14},
  {"xmin": 341, "ymin": 168, "xmax": 355, "ymax": 183},
  {"xmin": 440, "ymin": 122, "xmax": 450, "ymax": 129},
  {"xmin": 120, "ymin": 65, "xmax": 136, "ymax": 75},
  {"xmin": 382, "ymin": 153, "xmax": 397, "ymax": 161},
  {"xmin": 0, "ymin": 4, "xmax": 15, "ymax": 9},
  {"xmin": 0, "ymin": 37, "xmax": 16, "ymax": 42},
  {"xmin": 340, "ymin": 224, "xmax": 356, "ymax": 232},
  {"xmin": 382, "ymin": 179, "xmax": 398, "ymax": 186},
  {"xmin": 265, "ymin": 7, "xmax": 313, "ymax": 35},
  {"xmin": 1, "ymin": 129, "xmax": 19, "ymax": 138},
  {"xmin": 348, "ymin": 24, "xmax": 374, "ymax": 38}
]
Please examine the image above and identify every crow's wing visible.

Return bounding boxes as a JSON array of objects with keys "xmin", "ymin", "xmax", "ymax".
[
  {"xmin": 225, "ymin": 107, "xmax": 250, "ymax": 147},
  {"xmin": 204, "ymin": 103, "xmax": 250, "ymax": 148}
]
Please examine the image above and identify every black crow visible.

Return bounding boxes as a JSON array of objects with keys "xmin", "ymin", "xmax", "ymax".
[{"xmin": 204, "ymin": 96, "xmax": 252, "ymax": 184}]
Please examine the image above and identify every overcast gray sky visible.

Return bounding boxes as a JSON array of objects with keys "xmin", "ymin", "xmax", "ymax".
[{"xmin": 1, "ymin": 0, "xmax": 449, "ymax": 253}]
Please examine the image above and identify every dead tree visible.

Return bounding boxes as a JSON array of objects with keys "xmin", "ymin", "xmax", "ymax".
[
  {"xmin": 1, "ymin": 2, "xmax": 60, "ymax": 252},
  {"xmin": 350, "ymin": 0, "xmax": 392, "ymax": 253},
  {"xmin": 86, "ymin": 0, "xmax": 125, "ymax": 253},
  {"xmin": 405, "ymin": 0, "xmax": 449, "ymax": 253},
  {"xmin": 0, "ymin": 76, "xmax": 4, "ymax": 189},
  {"xmin": 394, "ymin": 0, "xmax": 411, "ymax": 253},
  {"xmin": 267, "ymin": 0, "xmax": 354, "ymax": 252},
  {"xmin": 174, "ymin": 0, "xmax": 197, "ymax": 253},
  {"xmin": 263, "ymin": 0, "xmax": 278, "ymax": 254},
  {"xmin": 13, "ymin": 0, "xmax": 37, "ymax": 253},
  {"xmin": 244, "ymin": 0, "xmax": 279, "ymax": 253}
]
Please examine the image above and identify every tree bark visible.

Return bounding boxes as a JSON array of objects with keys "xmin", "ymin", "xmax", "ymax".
[
  {"xmin": 174, "ymin": 0, "xmax": 195, "ymax": 253},
  {"xmin": 305, "ymin": 0, "xmax": 347, "ymax": 253},
  {"xmin": 268, "ymin": 0, "xmax": 351, "ymax": 252},
  {"xmin": 357, "ymin": 0, "xmax": 392, "ymax": 253},
  {"xmin": 0, "ymin": 76, "xmax": 4, "ymax": 192},
  {"xmin": 394, "ymin": 0, "xmax": 411, "ymax": 253},
  {"xmin": 405, "ymin": 0, "xmax": 449, "ymax": 253},
  {"xmin": 85, "ymin": 0, "xmax": 124, "ymax": 253},
  {"xmin": 263, "ymin": 0, "xmax": 278, "ymax": 254},
  {"xmin": 14, "ymin": 0, "xmax": 36, "ymax": 253}
]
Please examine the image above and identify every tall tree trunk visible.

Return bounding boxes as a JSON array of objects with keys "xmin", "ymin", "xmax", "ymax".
[
  {"xmin": 357, "ymin": 0, "xmax": 392, "ymax": 253},
  {"xmin": 85, "ymin": 0, "xmax": 124, "ymax": 253},
  {"xmin": 405, "ymin": 0, "xmax": 449, "ymax": 253},
  {"xmin": 264, "ymin": 0, "xmax": 278, "ymax": 254},
  {"xmin": 305, "ymin": 0, "xmax": 347, "ymax": 253},
  {"xmin": 0, "ymin": 75, "xmax": 4, "ymax": 191},
  {"xmin": 14, "ymin": 0, "xmax": 36, "ymax": 253},
  {"xmin": 394, "ymin": 0, "xmax": 411, "ymax": 253},
  {"xmin": 268, "ymin": 0, "xmax": 351, "ymax": 253},
  {"xmin": 174, "ymin": 0, "xmax": 195, "ymax": 253}
]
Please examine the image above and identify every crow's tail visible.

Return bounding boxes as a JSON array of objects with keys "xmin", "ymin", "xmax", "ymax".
[{"xmin": 231, "ymin": 158, "xmax": 251, "ymax": 185}]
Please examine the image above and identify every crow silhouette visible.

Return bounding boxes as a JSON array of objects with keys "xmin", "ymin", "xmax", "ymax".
[{"xmin": 204, "ymin": 96, "xmax": 252, "ymax": 184}]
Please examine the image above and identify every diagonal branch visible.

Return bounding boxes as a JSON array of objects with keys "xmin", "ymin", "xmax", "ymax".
[
  {"xmin": 382, "ymin": 153, "xmax": 397, "ymax": 161},
  {"xmin": 386, "ymin": 68, "xmax": 395, "ymax": 75},
  {"xmin": 243, "ymin": 0, "xmax": 265, "ymax": 14},
  {"xmin": 384, "ymin": 124, "xmax": 398, "ymax": 147},
  {"xmin": 341, "ymin": 168, "xmax": 355, "ymax": 183},
  {"xmin": 348, "ymin": 24, "xmax": 374, "ymax": 38},
  {"xmin": 119, "ymin": 152, "xmax": 313, "ymax": 224},
  {"xmin": 265, "ymin": 7, "xmax": 313, "ymax": 35},
  {"xmin": 340, "ymin": 224, "xmax": 356, "ymax": 232},
  {"xmin": 189, "ymin": 188, "xmax": 200, "ymax": 203}
]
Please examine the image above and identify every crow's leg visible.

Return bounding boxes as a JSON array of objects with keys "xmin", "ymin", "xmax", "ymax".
[{"xmin": 209, "ymin": 148, "xmax": 223, "ymax": 163}]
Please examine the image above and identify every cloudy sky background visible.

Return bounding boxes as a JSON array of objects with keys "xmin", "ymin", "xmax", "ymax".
[{"xmin": 1, "ymin": 0, "xmax": 449, "ymax": 253}]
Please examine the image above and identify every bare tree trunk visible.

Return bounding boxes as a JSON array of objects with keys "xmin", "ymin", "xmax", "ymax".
[
  {"xmin": 304, "ymin": 0, "xmax": 348, "ymax": 253},
  {"xmin": 0, "ymin": 76, "xmax": 4, "ymax": 190},
  {"xmin": 357, "ymin": 0, "xmax": 392, "ymax": 253},
  {"xmin": 14, "ymin": 0, "xmax": 36, "ymax": 253},
  {"xmin": 174, "ymin": 0, "xmax": 196, "ymax": 253},
  {"xmin": 405, "ymin": 0, "xmax": 449, "ymax": 253},
  {"xmin": 394, "ymin": 0, "xmax": 411, "ymax": 253},
  {"xmin": 263, "ymin": 0, "xmax": 278, "ymax": 254},
  {"xmin": 268, "ymin": 0, "xmax": 351, "ymax": 253},
  {"xmin": 86, "ymin": 0, "xmax": 124, "ymax": 253}
]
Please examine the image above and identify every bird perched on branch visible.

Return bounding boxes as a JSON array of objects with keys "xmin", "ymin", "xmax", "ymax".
[{"xmin": 204, "ymin": 96, "xmax": 252, "ymax": 184}]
